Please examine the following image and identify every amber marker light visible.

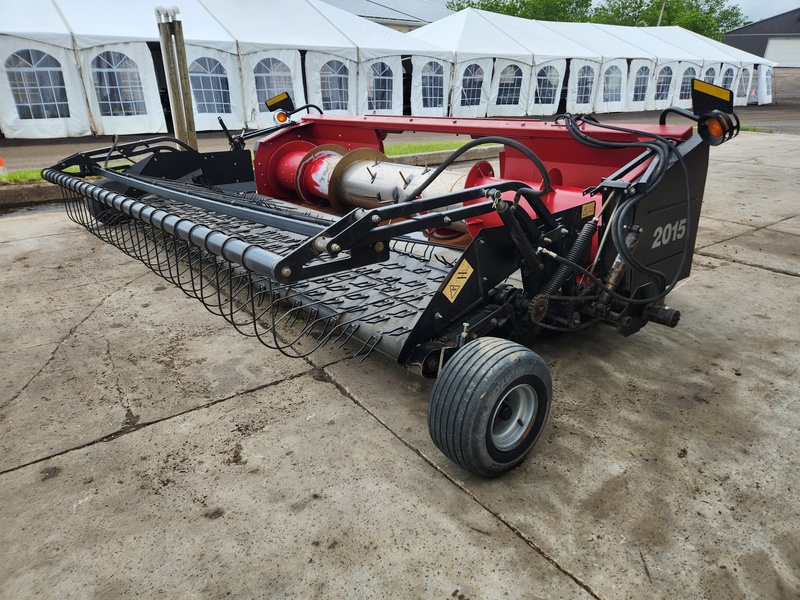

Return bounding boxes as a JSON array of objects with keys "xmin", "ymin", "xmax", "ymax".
[
  {"xmin": 274, "ymin": 110, "xmax": 289, "ymax": 125},
  {"xmin": 697, "ymin": 110, "xmax": 739, "ymax": 146}
]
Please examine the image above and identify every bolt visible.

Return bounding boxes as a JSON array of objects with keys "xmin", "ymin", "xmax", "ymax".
[
  {"xmin": 374, "ymin": 241, "xmax": 385, "ymax": 252},
  {"xmin": 330, "ymin": 243, "xmax": 342, "ymax": 253},
  {"xmin": 561, "ymin": 228, "xmax": 569, "ymax": 235},
  {"xmin": 629, "ymin": 186, "xmax": 637, "ymax": 196},
  {"xmin": 371, "ymin": 214, "xmax": 381, "ymax": 223},
  {"xmin": 435, "ymin": 312, "xmax": 443, "ymax": 320},
  {"xmin": 490, "ymin": 318, "xmax": 498, "ymax": 327},
  {"xmin": 280, "ymin": 266, "xmax": 292, "ymax": 278},
  {"xmin": 443, "ymin": 216, "xmax": 452, "ymax": 225}
]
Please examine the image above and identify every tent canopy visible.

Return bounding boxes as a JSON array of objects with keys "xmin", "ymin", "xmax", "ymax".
[{"xmin": 0, "ymin": 2, "xmax": 779, "ymax": 139}]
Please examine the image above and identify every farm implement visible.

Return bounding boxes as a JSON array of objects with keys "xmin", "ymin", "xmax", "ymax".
[{"xmin": 43, "ymin": 81, "xmax": 739, "ymax": 476}]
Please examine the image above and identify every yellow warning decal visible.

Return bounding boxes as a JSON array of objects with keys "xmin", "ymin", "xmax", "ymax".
[
  {"xmin": 443, "ymin": 259, "xmax": 474, "ymax": 303},
  {"xmin": 581, "ymin": 201, "xmax": 596, "ymax": 220},
  {"xmin": 693, "ymin": 79, "xmax": 733, "ymax": 103}
]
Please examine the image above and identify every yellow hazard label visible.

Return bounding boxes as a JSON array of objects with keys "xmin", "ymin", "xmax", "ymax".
[
  {"xmin": 581, "ymin": 201, "xmax": 596, "ymax": 219},
  {"xmin": 443, "ymin": 259, "xmax": 474, "ymax": 303},
  {"xmin": 693, "ymin": 79, "xmax": 733, "ymax": 103}
]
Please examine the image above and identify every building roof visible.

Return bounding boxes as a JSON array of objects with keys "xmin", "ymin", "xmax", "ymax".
[
  {"xmin": 727, "ymin": 8, "xmax": 800, "ymax": 36},
  {"xmin": 724, "ymin": 8, "xmax": 800, "ymax": 57}
]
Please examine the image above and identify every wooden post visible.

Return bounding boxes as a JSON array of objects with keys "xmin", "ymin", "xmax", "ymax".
[
  {"xmin": 171, "ymin": 18, "xmax": 197, "ymax": 149},
  {"xmin": 156, "ymin": 7, "xmax": 196, "ymax": 149}
]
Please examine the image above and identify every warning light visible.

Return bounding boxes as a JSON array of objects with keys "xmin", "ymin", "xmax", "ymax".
[
  {"xmin": 274, "ymin": 110, "xmax": 289, "ymax": 125},
  {"xmin": 698, "ymin": 110, "xmax": 739, "ymax": 146}
]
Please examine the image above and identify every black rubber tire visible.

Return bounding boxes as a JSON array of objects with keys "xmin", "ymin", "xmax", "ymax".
[
  {"xmin": 428, "ymin": 337, "xmax": 552, "ymax": 477},
  {"xmin": 87, "ymin": 178, "xmax": 131, "ymax": 225}
]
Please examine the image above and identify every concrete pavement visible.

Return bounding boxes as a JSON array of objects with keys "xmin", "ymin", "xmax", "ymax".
[{"xmin": 1, "ymin": 131, "xmax": 799, "ymax": 599}]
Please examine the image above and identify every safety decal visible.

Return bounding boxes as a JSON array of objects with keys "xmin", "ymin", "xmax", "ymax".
[
  {"xmin": 581, "ymin": 201, "xmax": 596, "ymax": 220},
  {"xmin": 443, "ymin": 259, "xmax": 474, "ymax": 303}
]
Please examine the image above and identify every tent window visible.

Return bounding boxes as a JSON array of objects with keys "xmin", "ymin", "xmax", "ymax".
[
  {"xmin": 5, "ymin": 49, "xmax": 70, "ymax": 119},
  {"xmin": 603, "ymin": 65, "xmax": 622, "ymax": 103},
  {"xmin": 655, "ymin": 66, "xmax": 673, "ymax": 101},
  {"xmin": 632, "ymin": 66, "xmax": 649, "ymax": 102},
  {"xmin": 255, "ymin": 58, "xmax": 293, "ymax": 112},
  {"xmin": 535, "ymin": 65, "xmax": 559, "ymax": 105},
  {"xmin": 704, "ymin": 68, "xmax": 716, "ymax": 84},
  {"xmin": 576, "ymin": 65, "xmax": 594, "ymax": 105},
  {"xmin": 92, "ymin": 51, "xmax": 146, "ymax": 117},
  {"xmin": 496, "ymin": 64, "xmax": 523, "ymax": 106},
  {"xmin": 461, "ymin": 64, "xmax": 483, "ymax": 107},
  {"xmin": 421, "ymin": 61, "xmax": 444, "ymax": 108},
  {"xmin": 736, "ymin": 68, "xmax": 750, "ymax": 98},
  {"xmin": 721, "ymin": 68, "xmax": 734, "ymax": 90},
  {"xmin": 368, "ymin": 61, "xmax": 393, "ymax": 111},
  {"xmin": 189, "ymin": 57, "xmax": 231, "ymax": 114},
  {"xmin": 679, "ymin": 68, "xmax": 696, "ymax": 100},
  {"xmin": 766, "ymin": 68, "xmax": 773, "ymax": 96},
  {"xmin": 320, "ymin": 60, "xmax": 349, "ymax": 111}
]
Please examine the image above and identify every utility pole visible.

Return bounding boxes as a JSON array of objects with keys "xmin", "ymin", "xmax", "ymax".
[
  {"xmin": 657, "ymin": 0, "xmax": 667, "ymax": 26},
  {"xmin": 156, "ymin": 6, "xmax": 197, "ymax": 149}
]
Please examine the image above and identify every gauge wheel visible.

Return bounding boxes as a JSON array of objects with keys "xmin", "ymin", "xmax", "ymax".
[{"xmin": 428, "ymin": 337, "xmax": 552, "ymax": 477}]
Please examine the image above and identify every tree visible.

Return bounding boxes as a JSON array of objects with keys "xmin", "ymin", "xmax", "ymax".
[
  {"xmin": 591, "ymin": 0, "xmax": 749, "ymax": 40},
  {"xmin": 446, "ymin": 0, "xmax": 592, "ymax": 23}
]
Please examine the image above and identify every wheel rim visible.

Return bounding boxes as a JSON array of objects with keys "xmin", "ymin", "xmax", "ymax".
[{"xmin": 490, "ymin": 383, "xmax": 538, "ymax": 451}]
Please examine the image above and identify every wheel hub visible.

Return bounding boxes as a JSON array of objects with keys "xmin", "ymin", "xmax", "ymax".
[{"xmin": 490, "ymin": 383, "xmax": 538, "ymax": 451}]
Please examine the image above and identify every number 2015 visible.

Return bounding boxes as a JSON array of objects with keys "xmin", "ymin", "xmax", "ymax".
[{"xmin": 652, "ymin": 218, "xmax": 687, "ymax": 249}]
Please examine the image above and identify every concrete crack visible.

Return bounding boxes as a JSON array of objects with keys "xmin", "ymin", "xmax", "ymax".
[
  {"xmin": 0, "ymin": 369, "xmax": 311, "ymax": 477},
  {"xmin": 314, "ymin": 361, "xmax": 607, "ymax": 600},
  {"xmin": 2, "ymin": 276, "xmax": 132, "ymax": 411},
  {"xmin": 695, "ymin": 250, "xmax": 800, "ymax": 278}
]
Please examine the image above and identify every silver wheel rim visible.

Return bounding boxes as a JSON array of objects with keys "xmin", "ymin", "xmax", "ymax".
[{"xmin": 490, "ymin": 383, "xmax": 538, "ymax": 451}]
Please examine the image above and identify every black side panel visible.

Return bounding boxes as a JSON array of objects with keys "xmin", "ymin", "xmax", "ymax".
[
  {"xmin": 626, "ymin": 139, "xmax": 709, "ymax": 293},
  {"xmin": 128, "ymin": 150, "xmax": 202, "ymax": 181},
  {"xmin": 200, "ymin": 150, "xmax": 255, "ymax": 188},
  {"xmin": 398, "ymin": 226, "xmax": 518, "ymax": 365}
]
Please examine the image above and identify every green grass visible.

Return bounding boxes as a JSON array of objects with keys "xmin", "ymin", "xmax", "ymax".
[
  {"xmin": 0, "ymin": 165, "xmax": 88, "ymax": 185},
  {"xmin": 383, "ymin": 140, "xmax": 469, "ymax": 156},
  {"xmin": 0, "ymin": 168, "xmax": 49, "ymax": 184},
  {"xmin": 739, "ymin": 125, "xmax": 773, "ymax": 133}
]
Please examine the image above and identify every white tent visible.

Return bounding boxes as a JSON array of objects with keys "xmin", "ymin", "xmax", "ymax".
[
  {"xmin": 164, "ymin": 0, "xmax": 245, "ymax": 132},
  {"xmin": 0, "ymin": 0, "xmax": 93, "ymax": 138},
  {"xmin": 410, "ymin": 9, "xmax": 535, "ymax": 118},
  {"xmin": 686, "ymin": 31, "xmax": 777, "ymax": 106},
  {"xmin": 596, "ymin": 24, "xmax": 704, "ymax": 111},
  {"xmin": 642, "ymin": 26, "xmax": 744, "ymax": 107},
  {"xmin": 536, "ymin": 22, "xmax": 656, "ymax": 114},
  {"xmin": 1, "ymin": 0, "xmax": 453, "ymax": 137},
  {"xmin": 309, "ymin": 0, "xmax": 452, "ymax": 117},
  {"xmin": 199, "ymin": 0, "xmax": 452, "ymax": 125},
  {"xmin": 0, "ymin": 3, "xmax": 781, "ymax": 139},
  {"xmin": 201, "ymin": 0, "xmax": 359, "ymax": 127},
  {"xmin": 62, "ymin": 0, "xmax": 169, "ymax": 136},
  {"xmin": 0, "ymin": 0, "xmax": 248, "ymax": 138},
  {"xmin": 461, "ymin": 11, "xmax": 601, "ymax": 116}
]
